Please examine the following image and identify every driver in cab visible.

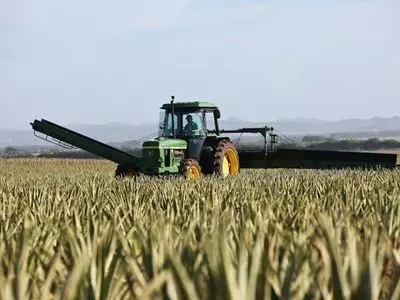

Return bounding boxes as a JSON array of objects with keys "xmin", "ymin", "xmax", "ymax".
[{"xmin": 184, "ymin": 114, "xmax": 201, "ymax": 136}]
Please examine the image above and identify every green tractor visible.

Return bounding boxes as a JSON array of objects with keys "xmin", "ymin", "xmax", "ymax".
[{"xmin": 115, "ymin": 96, "xmax": 240, "ymax": 179}]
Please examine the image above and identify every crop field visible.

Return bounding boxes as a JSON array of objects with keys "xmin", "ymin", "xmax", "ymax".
[{"xmin": 1, "ymin": 158, "xmax": 400, "ymax": 299}]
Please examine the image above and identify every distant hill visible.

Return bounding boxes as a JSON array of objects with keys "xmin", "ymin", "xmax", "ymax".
[{"xmin": 1, "ymin": 116, "xmax": 400, "ymax": 148}]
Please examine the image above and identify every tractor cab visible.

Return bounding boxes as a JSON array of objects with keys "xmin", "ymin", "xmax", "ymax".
[
  {"xmin": 158, "ymin": 99, "xmax": 221, "ymax": 160},
  {"xmin": 158, "ymin": 100, "xmax": 220, "ymax": 139}
]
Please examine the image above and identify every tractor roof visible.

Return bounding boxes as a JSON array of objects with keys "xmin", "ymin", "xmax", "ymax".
[{"xmin": 161, "ymin": 101, "xmax": 218, "ymax": 110}]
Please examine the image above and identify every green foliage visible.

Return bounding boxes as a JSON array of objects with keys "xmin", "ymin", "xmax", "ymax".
[
  {"xmin": 1, "ymin": 158, "xmax": 400, "ymax": 299},
  {"xmin": 305, "ymin": 137, "xmax": 400, "ymax": 151},
  {"xmin": 3, "ymin": 146, "xmax": 18, "ymax": 154},
  {"xmin": 301, "ymin": 135, "xmax": 328, "ymax": 143},
  {"xmin": 237, "ymin": 137, "xmax": 400, "ymax": 152}
]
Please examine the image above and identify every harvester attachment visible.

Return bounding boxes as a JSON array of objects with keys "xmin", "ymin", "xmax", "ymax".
[
  {"xmin": 30, "ymin": 119, "xmax": 141, "ymax": 170},
  {"xmin": 238, "ymin": 148, "xmax": 397, "ymax": 170},
  {"xmin": 217, "ymin": 126, "xmax": 398, "ymax": 171}
]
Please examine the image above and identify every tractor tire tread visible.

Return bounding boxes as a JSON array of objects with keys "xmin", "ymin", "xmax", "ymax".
[
  {"xmin": 180, "ymin": 159, "xmax": 202, "ymax": 179},
  {"xmin": 212, "ymin": 139, "xmax": 239, "ymax": 176}
]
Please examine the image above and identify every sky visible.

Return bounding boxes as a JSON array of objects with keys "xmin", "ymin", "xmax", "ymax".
[{"xmin": 1, "ymin": 0, "xmax": 399, "ymax": 130}]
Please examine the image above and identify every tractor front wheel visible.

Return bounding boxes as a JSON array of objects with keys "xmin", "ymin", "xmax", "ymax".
[
  {"xmin": 180, "ymin": 159, "xmax": 202, "ymax": 180},
  {"xmin": 213, "ymin": 140, "xmax": 240, "ymax": 178}
]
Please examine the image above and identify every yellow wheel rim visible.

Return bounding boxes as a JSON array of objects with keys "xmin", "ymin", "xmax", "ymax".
[
  {"xmin": 222, "ymin": 156, "xmax": 229, "ymax": 177},
  {"xmin": 188, "ymin": 165, "xmax": 201, "ymax": 179},
  {"xmin": 222, "ymin": 149, "xmax": 239, "ymax": 177}
]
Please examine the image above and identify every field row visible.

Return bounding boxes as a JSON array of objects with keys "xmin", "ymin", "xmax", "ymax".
[{"xmin": 1, "ymin": 158, "xmax": 400, "ymax": 299}]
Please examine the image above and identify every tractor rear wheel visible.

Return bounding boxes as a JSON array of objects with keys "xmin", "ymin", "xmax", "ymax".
[
  {"xmin": 212, "ymin": 140, "xmax": 239, "ymax": 178},
  {"xmin": 115, "ymin": 164, "xmax": 139, "ymax": 179},
  {"xmin": 180, "ymin": 159, "xmax": 202, "ymax": 180}
]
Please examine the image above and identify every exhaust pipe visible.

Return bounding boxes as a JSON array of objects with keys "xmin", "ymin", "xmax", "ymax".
[{"xmin": 171, "ymin": 95, "xmax": 175, "ymax": 138}]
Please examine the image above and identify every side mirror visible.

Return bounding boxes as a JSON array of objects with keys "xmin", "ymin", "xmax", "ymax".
[{"xmin": 214, "ymin": 109, "xmax": 221, "ymax": 119}]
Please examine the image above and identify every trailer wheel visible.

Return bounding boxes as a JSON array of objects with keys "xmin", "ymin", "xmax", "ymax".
[
  {"xmin": 213, "ymin": 140, "xmax": 240, "ymax": 178},
  {"xmin": 115, "ymin": 164, "xmax": 139, "ymax": 179},
  {"xmin": 180, "ymin": 159, "xmax": 202, "ymax": 180}
]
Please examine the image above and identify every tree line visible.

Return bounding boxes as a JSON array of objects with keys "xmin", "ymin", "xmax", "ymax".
[{"xmin": 1, "ymin": 137, "xmax": 400, "ymax": 159}]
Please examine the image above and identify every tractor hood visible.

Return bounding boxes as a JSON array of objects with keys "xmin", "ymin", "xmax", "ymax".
[
  {"xmin": 142, "ymin": 138, "xmax": 187, "ymax": 149},
  {"xmin": 140, "ymin": 138, "xmax": 187, "ymax": 175}
]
